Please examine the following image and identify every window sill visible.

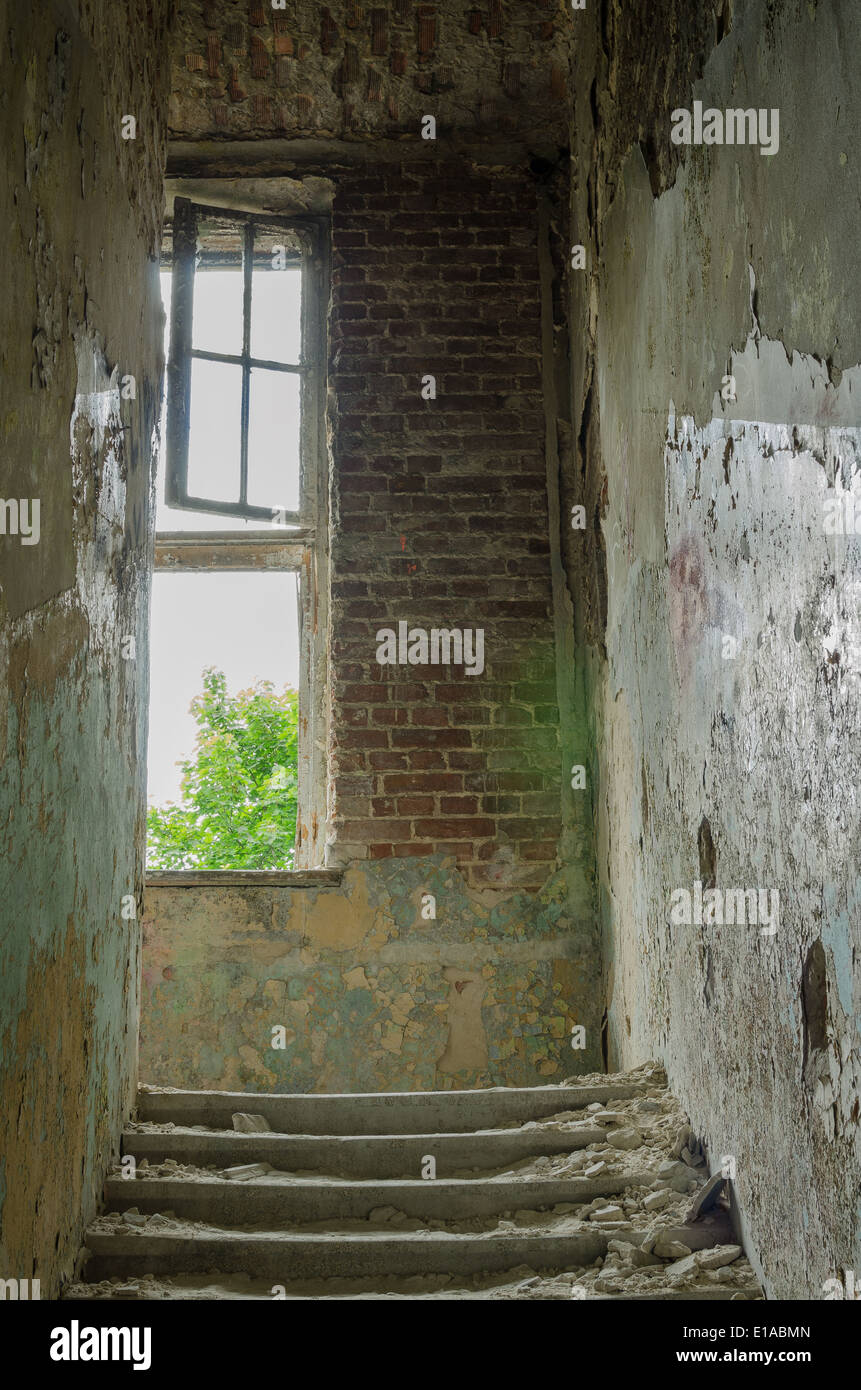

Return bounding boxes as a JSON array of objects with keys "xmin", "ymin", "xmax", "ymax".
[{"xmin": 145, "ymin": 870, "xmax": 342, "ymax": 888}]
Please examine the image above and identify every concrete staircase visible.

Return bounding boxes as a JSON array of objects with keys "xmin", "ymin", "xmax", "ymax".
[{"xmin": 67, "ymin": 1067, "xmax": 763, "ymax": 1300}]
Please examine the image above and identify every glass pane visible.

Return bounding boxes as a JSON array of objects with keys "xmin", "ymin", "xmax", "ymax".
[
  {"xmin": 158, "ymin": 270, "xmax": 256, "ymax": 530},
  {"xmin": 187, "ymin": 358, "xmax": 242, "ymax": 505},
  {"xmin": 251, "ymin": 261, "xmax": 302, "ymax": 364},
  {"xmin": 247, "ymin": 369, "xmax": 301, "ymax": 513},
  {"xmin": 192, "ymin": 252, "xmax": 244, "ymax": 356}
]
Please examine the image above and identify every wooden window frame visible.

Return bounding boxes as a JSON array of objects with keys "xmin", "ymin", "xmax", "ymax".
[
  {"xmin": 153, "ymin": 193, "xmax": 331, "ymax": 872},
  {"xmin": 166, "ymin": 196, "xmax": 324, "ymax": 526}
]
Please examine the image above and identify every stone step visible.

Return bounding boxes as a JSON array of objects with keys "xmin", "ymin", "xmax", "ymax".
[
  {"xmin": 136, "ymin": 1082, "xmax": 647, "ymax": 1134},
  {"xmin": 83, "ymin": 1225, "xmax": 613, "ymax": 1282},
  {"xmin": 66, "ymin": 1279, "xmax": 759, "ymax": 1301},
  {"xmin": 121, "ymin": 1123, "xmax": 606, "ymax": 1178},
  {"xmin": 590, "ymin": 1288, "xmax": 761, "ymax": 1301},
  {"xmin": 68, "ymin": 1069, "xmax": 761, "ymax": 1302},
  {"xmin": 103, "ymin": 1171, "xmax": 648, "ymax": 1224}
]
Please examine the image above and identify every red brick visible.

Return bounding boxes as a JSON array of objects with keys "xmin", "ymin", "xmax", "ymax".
[
  {"xmin": 397, "ymin": 796, "xmax": 435, "ymax": 815},
  {"xmin": 383, "ymin": 773, "xmax": 462, "ymax": 793},
  {"xmin": 391, "ymin": 728, "xmax": 471, "ymax": 749},
  {"xmin": 439, "ymin": 796, "xmax": 479, "ymax": 815},
  {"xmin": 338, "ymin": 730, "xmax": 389, "ymax": 750},
  {"xmin": 368, "ymin": 752, "xmax": 408, "ymax": 770},
  {"xmin": 341, "ymin": 683, "xmax": 385, "ymax": 702},
  {"xmin": 341, "ymin": 818, "xmax": 413, "ymax": 840},
  {"xmin": 408, "ymin": 707, "xmax": 449, "ymax": 727},
  {"xmin": 414, "ymin": 818, "xmax": 494, "ymax": 839},
  {"xmin": 409, "ymin": 750, "xmax": 447, "ymax": 770},
  {"xmin": 371, "ymin": 707, "xmax": 409, "ymax": 726}
]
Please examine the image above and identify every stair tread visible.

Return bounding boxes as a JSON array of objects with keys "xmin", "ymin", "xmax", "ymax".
[
  {"xmin": 70, "ymin": 1067, "xmax": 762, "ymax": 1301},
  {"xmin": 87, "ymin": 1224, "xmax": 624, "ymax": 1243},
  {"xmin": 135, "ymin": 1082, "xmax": 651, "ymax": 1135},
  {"xmin": 138, "ymin": 1081, "xmax": 645, "ymax": 1101},
  {"xmin": 105, "ymin": 1173, "xmax": 648, "ymax": 1190},
  {"xmin": 123, "ymin": 1123, "xmax": 604, "ymax": 1140}
]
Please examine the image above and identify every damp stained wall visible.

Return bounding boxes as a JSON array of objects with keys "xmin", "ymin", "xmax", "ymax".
[
  {"xmin": 0, "ymin": 0, "xmax": 172, "ymax": 1296},
  {"xmin": 567, "ymin": 0, "xmax": 861, "ymax": 1298},
  {"xmin": 139, "ymin": 0, "xmax": 604, "ymax": 1091},
  {"xmin": 142, "ymin": 857, "xmax": 598, "ymax": 1093}
]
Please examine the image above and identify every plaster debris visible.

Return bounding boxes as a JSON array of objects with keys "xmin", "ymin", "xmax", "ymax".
[
  {"xmin": 232, "ymin": 1114, "xmax": 272, "ymax": 1134},
  {"xmin": 67, "ymin": 1064, "xmax": 761, "ymax": 1301},
  {"xmin": 223, "ymin": 1164, "xmax": 271, "ymax": 1181}
]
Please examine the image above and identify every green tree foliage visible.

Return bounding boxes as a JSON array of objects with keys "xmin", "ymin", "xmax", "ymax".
[{"xmin": 147, "ymin": 668, "xmax": 298, "ymax": 870}]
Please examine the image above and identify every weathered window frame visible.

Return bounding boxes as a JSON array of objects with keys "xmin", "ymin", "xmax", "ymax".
[
  {"xmin": 166, "ymin": 196, "xmax": 323, "ymax": 525},
  {"xmin": 153, "ymin": 194, "xmax": 330, "ymax": 873}
]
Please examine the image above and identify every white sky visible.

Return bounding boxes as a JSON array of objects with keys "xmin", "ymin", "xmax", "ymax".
[{"xmin": 147, "ymin": 267, "xmax": 301, "ymax": 806}]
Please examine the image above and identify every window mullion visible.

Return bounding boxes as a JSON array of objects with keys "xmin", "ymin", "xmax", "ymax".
[{"xmin": 239, "ymin": 221, "xmax": 254, "ymax": 507}]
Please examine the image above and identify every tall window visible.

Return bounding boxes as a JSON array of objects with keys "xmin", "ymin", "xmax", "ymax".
[
  {"xmin": 165, "ymin": 198, "xmax": 321, "ymax": 525},
  {"xmin": 151, "ymin": 196, "xmax": 329, "ymax": 871}
]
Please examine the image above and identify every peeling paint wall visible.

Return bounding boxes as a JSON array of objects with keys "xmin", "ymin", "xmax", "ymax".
[
  {"xmin": 567, "ymin": 0, "xmax": 861, "ymax": 1297},
  {"xmin": 142, "ymin": 856, "xmax": 601, "ymax": 1092},
  {"xmin": 0, "ymin": 0, "xmax": 172, "ymax": 1295}
]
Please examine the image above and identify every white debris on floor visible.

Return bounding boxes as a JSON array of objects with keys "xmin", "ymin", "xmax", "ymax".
[{"xmin": 65, "ymin": 1063, "xmax": 762, "ymax": 1301}]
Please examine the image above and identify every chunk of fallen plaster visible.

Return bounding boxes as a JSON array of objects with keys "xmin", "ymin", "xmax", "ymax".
[
  {"xmin": 584, "ymin": 1160, "xmax": 607, "ymax": 1177},
  {"xmin": 368, "ymin": 1206, "xmax": 401, "ymax": 1223},
  {"xmin": 590, "ymin": 1204, "xmax": 625, "ymax": 1222},
  {"xmin": 654, "ymin": 1237, "xmax": 692, "ymax": 1258},
  {"xmin": 642, "ymin": 1188, "xmax": 671, "ymax": 1212},
  {"xmin": 232, "ymin": 1112, "xmax": 271, "ymax": 1133},
  {"xmin": 223, "ymin": 1163, "xmax": 269, "ymax": 1181},
  {"xmin": 607, "ymin": 1128, "xmax": 643, "ymax": 1150},
  {"xmin": 629, "ymin": 1246, "xmax": 663, "ymax": 1268},
  {"xmin": 608, "ymin": 1237, "xmax": 639, "ymax": 1253},
  {"xmin": 658, "ymin": 1160, "xmax": 692, "ymax": 1180},
  {"xmin": 697, "ymin": 1244, "xmax": 742, "ymax": 1270}
]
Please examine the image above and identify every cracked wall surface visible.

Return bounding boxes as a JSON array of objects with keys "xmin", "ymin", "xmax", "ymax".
[
  {"xmin": 142, "ymin": 858, "xmax": 601, "ymax": 1091},
  {"xmin": 0, "ymin": 0, "xmax": 172, "ymax": 1296},
  {"xmin": 567, "ymin": 0, "xmax": 861, "ymax": 1298}
]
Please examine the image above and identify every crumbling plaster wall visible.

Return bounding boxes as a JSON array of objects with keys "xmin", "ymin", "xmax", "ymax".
[
  {"xmin": 0, "ymin": 0, "xmax": 172, "ymax": 1295},
  {"xmin": 567, "ymin": 0, "xmax": 861, "ymax": 1297},
  {"xmin": 142, "ymin": 859, "xmax": 595, "ymax": 1092}
]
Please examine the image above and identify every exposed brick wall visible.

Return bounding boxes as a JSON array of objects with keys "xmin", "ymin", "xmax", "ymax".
[
  {"xmin": 169, "ymin": 0, "xmax": 571, "ymax": 143},
  {"xmin": 328, "ymin": 156, "xmax": 562, "ymax": 887}
]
